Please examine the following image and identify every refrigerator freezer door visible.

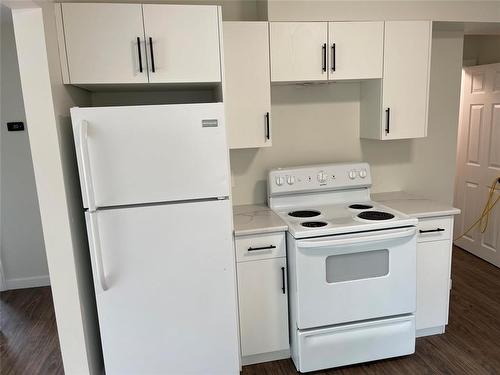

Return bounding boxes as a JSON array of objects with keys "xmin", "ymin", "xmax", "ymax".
[
  {"xmin": 72, "ymin": 103, "xmax": 230, "ymax": 209},
  {"xmin": 85, "ymin": 199, "xmax": 239, "ymax": 374}
]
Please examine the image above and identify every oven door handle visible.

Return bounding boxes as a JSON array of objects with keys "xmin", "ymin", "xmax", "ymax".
[{"xmin": 297, "ymin": 227, "xmax": 416, "ymax": 249}]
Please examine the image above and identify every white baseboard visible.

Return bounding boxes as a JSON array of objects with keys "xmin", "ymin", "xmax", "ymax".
[
  {"xmin": 416, "ymin": 325, "xmax": 446, "ymax": 338},
  {"xmin": 5, "ymin": 275, "xmax": 50, "ymax": 290},
  {"xmin": 242, "ymin": 349, "xmax": 291, "ymax": 366}
]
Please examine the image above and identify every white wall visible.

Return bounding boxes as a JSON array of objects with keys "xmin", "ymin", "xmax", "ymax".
[
  {"xmin": 0, "ymin": 5, "xmax": 49, "ymax": 289},
  {"xmin": 11, "ymin": 2, "xmax": 103, "ymax": 374},
  {"xmin": 405, "ymin": 30, "xmax": 465, "ymax": 205},
  {"xmin": 230, "ymin": 83, "xmax": 414, "ymax": 204},
  {"xmin": 463, "ymin": 35, "xmax": 500, "ymax": 65},
  {"xmin": 267, "ymin": 0, "xmax": 500, "ymax": 22}
]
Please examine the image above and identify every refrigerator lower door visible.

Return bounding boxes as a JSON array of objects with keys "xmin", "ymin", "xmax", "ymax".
[
  {"xmin": 72, "ymin": 103, "xmax": 230, "ymax": 209},
  {"xmin": 85, "ymin": 199, "xmax": 239, "ymax": 375}
]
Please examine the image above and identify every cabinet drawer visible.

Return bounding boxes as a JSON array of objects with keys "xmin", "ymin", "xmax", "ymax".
[
  {"xmin": 235, "ymin": 232, "xmax": 285, "ymax": 262},
  {"xmin": 417, "ymin": 217, "xmax": 453, "ymax": 243}
]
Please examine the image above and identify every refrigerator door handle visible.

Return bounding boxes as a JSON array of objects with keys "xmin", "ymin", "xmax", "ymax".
[
  {"xmin": 89, "ymin": 212, "xmax": 108, "ymax": 291},
  {"xmin": 79, "ymin": 120, "xmax": 97, "ymax": 212}
]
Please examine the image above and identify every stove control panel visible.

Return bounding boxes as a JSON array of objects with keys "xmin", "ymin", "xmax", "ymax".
[{"xmin": 268, "ymin": 163, "xmax": 372, "ymax": 195}]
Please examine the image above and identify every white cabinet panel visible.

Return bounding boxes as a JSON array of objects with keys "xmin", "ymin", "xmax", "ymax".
[
  {"xmin": 61, "ymin": 3, "xmax": 147, "ymax": 84},
  {"xmin": 143, "ymin": 4, "xmax": 221, "ymax": 83},
  {"xmin": 360, "ymin": 21, "xmax": 432, "ymax": 140},
  {"xmin": 237, "ymin": 257, "xmax": 289, "ymax": 357},
  {"xmin": 328, "ymin": 22, "xmax": 383, "ymax": 80},
  {"xmin": 382, "ymin": 21, "xmax": 432, "ymax": 139},
  {"xmin": 223, "ymin": 22, "xmax": 272, "ymax": 149},
  {"xmin": 270, "ymin": 22, "xmax": 328, "ymax": 82},
  {"xmin": 416, "ymin": 239, "xmax": 452, "ymax": 332}
]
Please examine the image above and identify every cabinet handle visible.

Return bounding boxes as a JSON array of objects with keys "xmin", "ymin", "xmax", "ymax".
[
  {"xmin": 281, "ymin": 267, "xmax": 286, "ymax": 294},
  {"xmin": 248, "ymin": 245, "xmax": 276, "ymax": 251},
  {"xmin": 385, "ymin": 107, "xmax": 390, "ymax": 134},
  {"xmin": 137, "ymin": 37, "xmax": 143, "ymax": 73},
  {"xmin": 149, "ymin": 37, "xmax": 156, "ymax": 73},
  {"xmin": 265, "ymin": 112, "xmax": 270, "ymax": 140},
  {"xmin": 331, "ymin": 43, "xmax": 336, "ymax": 72},
  {"xmin": 322, "ymin": 43, "xmax": 327, "ymax": 72},
  {"xmin": 419, "ymin": 228, "xmax": 445, "ymax": 234}
]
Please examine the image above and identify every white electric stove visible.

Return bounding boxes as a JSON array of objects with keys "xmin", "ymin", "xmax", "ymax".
[{"xmin": 268, "ymin": 163, "xmax": 418, "ymax": 373}]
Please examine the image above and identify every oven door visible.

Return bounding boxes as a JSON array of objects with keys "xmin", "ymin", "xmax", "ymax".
[{"xmin": 294, "ymin": 227, "xmax": 416, "ymax": 329}]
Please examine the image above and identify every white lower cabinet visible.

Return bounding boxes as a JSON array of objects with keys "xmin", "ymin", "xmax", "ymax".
[
  {"xmin": 416, "ymin": 216, "xmax": 454, "ymax": 337},
  {"xmin": 235, "ymin": 232, "xmax": 289, "ymax": 365}
]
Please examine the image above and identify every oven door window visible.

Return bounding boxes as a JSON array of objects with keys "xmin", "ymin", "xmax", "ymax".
[{"xmin": 325, "ymin": 249, "xmax": 389, "ymax": 283}]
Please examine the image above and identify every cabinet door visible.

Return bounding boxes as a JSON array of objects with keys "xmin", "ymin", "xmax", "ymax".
[
  {"xmin": 270, "ymin": 22, "xmax": 328, "ymax": 82},
  {"xmin": 61, "ymin": 3, "xmax": 147, "ymax": 84},
  {"xmin": 143, "ymin": 4, "xmax": 221, "ymax": 84},
  {"xmin": 223, "ymin": 22, "xmax": 271, "ymax": 149},
  {"xmin": 383, "ymin": 21, "xmax": 432, "ymax": 139},
  {"xmin": 237, "ymin": 257, "xmax": 289, "ymax": 357},
  {"xmin": 328, "ymin": 22, "xmax": 383, "ymax": 80},
  {"xmin": 416, "ymin": 240, "xmax": 452, "ymax": 331}
]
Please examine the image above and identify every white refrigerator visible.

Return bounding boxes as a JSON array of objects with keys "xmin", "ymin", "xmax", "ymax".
[{"xmin": 70, "ymin": 103, "xmax": 240, "ymax": 374}]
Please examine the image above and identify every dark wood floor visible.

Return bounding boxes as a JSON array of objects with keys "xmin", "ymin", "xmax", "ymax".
[
  {"xmin": 1, "ymin": 247, "xmax": 499, "ymax": 375},
  {"xmin": 0, "ymin": 287, "xmax": 63, "ymax": 375}
]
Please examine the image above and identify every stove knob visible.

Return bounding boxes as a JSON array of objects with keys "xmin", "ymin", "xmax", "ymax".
[
  {"xmin": 317, "ymin": 172, "xmax": 327, "ymax": 183},
  {"xmin": 348, "ymin": 170, "xmax": 357, "ymax": 180},
  {"xmin": 359, "ymin": 169, "xmax": 367, "ymax": 178},
  {"xmin": 275, "ymin": 176, "xmax": 284, "ymax": 186},
  {"xmin": 286, "ymin": 176, "xmax": 295, "ymax": 185}
]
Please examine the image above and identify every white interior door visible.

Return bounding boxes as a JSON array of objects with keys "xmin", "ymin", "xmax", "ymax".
[
  {"xmin": 454, "ymin": 63, "xmax": 500, "ymax": 267},
  {"xmin": 61, "ymin": 3, "xmax": 148, "ymax": 84},
  {"xmin": 86, "ymin": 199, "xmax": 239, "ymax": 374},
  {"xmin": 71, "ymin": 103, "xmax": 229, "ymax": 208},
  {"xmin": 328, "ymin": 22, "xmax": 383, "ymax": 80},
  {"xmin": 142, "ymin": 4, "xmax": 221, "ymax": 83},
  {"xmin": 270, "ymin": 22, "xmax": 328, "ymax": 82},
  {"xmin": 223, "ymin": 22, "xmax": 272, "ymax": 149}
]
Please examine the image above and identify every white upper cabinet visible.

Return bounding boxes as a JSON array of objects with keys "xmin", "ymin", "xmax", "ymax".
[
  {"xmin": 57, "ymin": 3, "xmax": 222, "ymax": 86},
  {"xmin": 328, "ymin": 22, "xmax": 383, "ymax": 80},
  {"xmin": 270, "ymin": 22, "xmax": 328, "ymax": 83},
  {"xmin": 382, "ymin": 21, "xmax": 432, "ymax": 139},
  {"xmin": 60, "ymin": 3, "xmax": 148, "ymax": 84},
  {"xmin": 223, "ymin": 22, "xmax": 271, "ymax": 149},
  {"xmin": 270, "ymin": 22, "xmax": 384, "ymax": 83},
  {"xmin": 142, "ymin": 5, "xmax": 221, "ymax": 84},
  {"xmin": 361, "ymin": 21, "xmax": 432, "ymax": 140}
]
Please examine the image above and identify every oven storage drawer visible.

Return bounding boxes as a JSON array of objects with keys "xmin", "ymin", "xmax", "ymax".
[
  {"xmin": 235, "ymin": 232, "xmax": 286, "ymax": 262},
  {"xmin": 417, "ymin": 217, "xmax": 452, "ymax": 243},
  {"xmin": 296, "ymin": 315, "xmax": 415, "ymax": 373}
]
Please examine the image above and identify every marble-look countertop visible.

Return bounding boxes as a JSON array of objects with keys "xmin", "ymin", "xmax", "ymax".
[
  {"xmin": 372, "ymin": 191, "xmax": 461, "ymax": 218},
  {"xmin": 233, "ymin": 204, "xmax": 288, "ymax": 237}
]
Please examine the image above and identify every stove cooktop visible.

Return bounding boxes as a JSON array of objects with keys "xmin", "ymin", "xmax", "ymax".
[{"xmin": 274, "ymin": 201, "xmax": 417, "ymax": 239}]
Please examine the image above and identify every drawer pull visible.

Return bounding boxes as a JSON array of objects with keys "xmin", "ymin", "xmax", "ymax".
[
  {"xmin": 248, "ymin": 245, "xmax": 276, "ymax": 252},
  {"xmin": 419, "ymin": 228, "xmax": 445, "ymax": 234}
]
